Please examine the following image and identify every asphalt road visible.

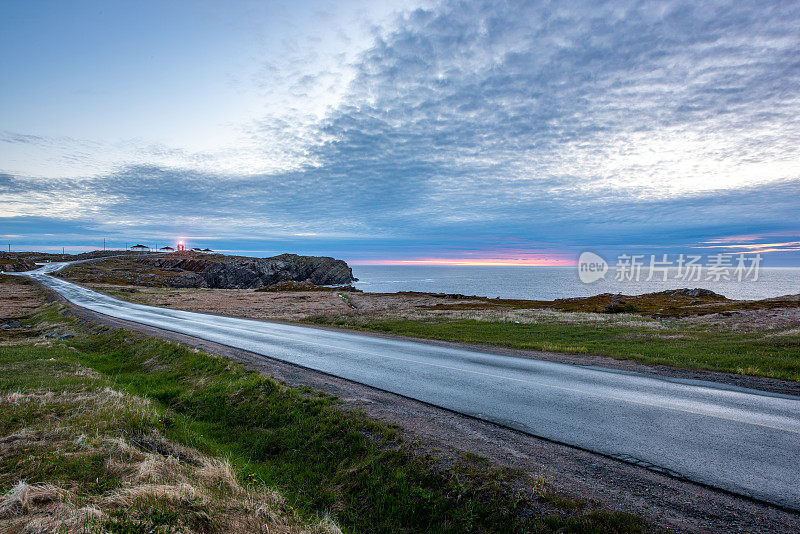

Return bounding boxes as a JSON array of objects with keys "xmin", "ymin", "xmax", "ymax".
[{"xmin": 17, "ymin": 263, "xmax": 800, "ymax": 510}]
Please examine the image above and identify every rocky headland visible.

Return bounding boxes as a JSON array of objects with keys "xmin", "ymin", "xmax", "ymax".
[{"xmin": 55, "ymin": 252, "xmax": 357, "ymax": 289}]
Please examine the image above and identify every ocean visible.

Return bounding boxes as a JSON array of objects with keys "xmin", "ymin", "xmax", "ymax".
[{"xmin": 350, "ymin": 265, "xmax": 800, "ymax": 301}]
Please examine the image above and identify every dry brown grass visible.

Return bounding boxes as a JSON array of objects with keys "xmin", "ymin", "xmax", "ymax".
[
  {"xmin": 392, "ymin": 307, "xmax": 667, "ymax": 328},
  {"xmin": 0, "ymin": 275, "xmax": 46, "ymax": 320},
  {"xmin": 83, "ymin": 283, "xmax": 483, "ymax": 322},
  {"xmin": 0, "ymin": 355, "xmax": 341, "ymax": 534},
  {"xmin": 0, "ymin": 481, "xmax": 99, "ymax": 533}
]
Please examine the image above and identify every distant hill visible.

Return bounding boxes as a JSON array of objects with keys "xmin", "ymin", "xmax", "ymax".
[{"xmin": 0, "ymin": 251, "xmax": 122, "ymax": 273}]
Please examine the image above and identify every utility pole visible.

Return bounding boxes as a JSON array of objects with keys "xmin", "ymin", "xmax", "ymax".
[
  {"xmin": 103, "ymin": 238, "xmax": 106, "ymax": 251},
  {"xmin": 7, "ymin": 243, "xmax": 10, "ymax": 253}
]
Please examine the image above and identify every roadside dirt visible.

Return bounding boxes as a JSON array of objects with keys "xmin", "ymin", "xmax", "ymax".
[
  {"xmin": 683, "ymin": 305, "xmax": 800, "ymax": 331},
  {"xmin": 83, "ymin": 283, "xmax": 480, "ymax": 321},
  {"xmin": 28, "ymin": 288, "xmax": 798, "ymax": 532},
  {"xmin": 0, "ymin": 276, "xmax": 46, "ymax": 319}
]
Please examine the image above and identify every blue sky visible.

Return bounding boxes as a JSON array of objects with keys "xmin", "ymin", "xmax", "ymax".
[{"xmin": 2, "ymin": 0, "xmax": 799, "ymax": 265}]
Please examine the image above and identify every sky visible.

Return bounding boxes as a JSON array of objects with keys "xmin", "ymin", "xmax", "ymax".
[{"xmin": 1, "ymin": 0, "xmax": 800, "ymax": 266}]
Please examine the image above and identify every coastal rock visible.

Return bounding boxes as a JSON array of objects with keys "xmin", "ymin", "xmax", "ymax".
[
  {"xmin": 0, "ymin": 261, "xmax": 37, "ymax": 272},
  {"xmin": 139, "ymin": 253, "xmax": 357, "ymax": 289},
  {"xmin": 658, "ymin": 288, "xmax": 727, "ymax": 299}
]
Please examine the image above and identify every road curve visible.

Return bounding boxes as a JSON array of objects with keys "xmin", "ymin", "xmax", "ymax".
[{"xmin": 16, "ymin": 263, "xmax": 800, "ymax": 510}]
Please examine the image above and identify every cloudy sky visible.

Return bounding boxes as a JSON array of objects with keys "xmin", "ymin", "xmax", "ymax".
[{"xmin": 2, "ymin": 0, "xmax": 799, "ymax": 265}]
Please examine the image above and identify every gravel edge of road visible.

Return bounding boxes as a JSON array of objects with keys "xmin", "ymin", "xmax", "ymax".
[{"xmin": 35, "ymin": 286, "xmax": 800, "ymax": 533}]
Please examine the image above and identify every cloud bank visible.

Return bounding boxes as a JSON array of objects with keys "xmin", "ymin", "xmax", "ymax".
[{"xmin": 2, "ymin": 0, "xmax": 799, "ymax": 263}]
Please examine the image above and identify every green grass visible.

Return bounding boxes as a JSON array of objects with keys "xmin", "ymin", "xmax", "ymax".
[
  {"xmin": 0, "ymin": 339, "xmax": 315, "ymax": 532},
  {"xmin": 307, "ymin": 316, "xmax": 800, "ymax": 381},
  {"xmin": 0, "ymin": 302, "xmax": 646, "ymax": 533},
  {"xmin": 0, "ymin": 344, "xmax": 155, "ymax": 497}
]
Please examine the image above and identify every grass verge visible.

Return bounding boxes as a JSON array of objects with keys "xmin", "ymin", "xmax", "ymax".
[{"xmin": 0, "ymin": 331, "xmax": 335, "ymax": 532}]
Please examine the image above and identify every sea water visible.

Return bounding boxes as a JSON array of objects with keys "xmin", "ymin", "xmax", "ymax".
[{"xmin": 351, "ymin": 265, "xmax": 800, "ymax": 301}]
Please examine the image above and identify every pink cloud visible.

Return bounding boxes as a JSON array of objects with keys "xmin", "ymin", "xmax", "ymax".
[{"xmin": 351, "ymin": 250, "xmax": 576, "ymax": 266}]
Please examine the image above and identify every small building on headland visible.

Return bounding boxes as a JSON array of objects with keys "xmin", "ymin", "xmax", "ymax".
[
  {"xmin": 130, "ymin": 244, "xmax": 150, "ymax": 253},
  {"xmin": 159, "ymin": 246, "xmax": 174, "ymax": 252}
]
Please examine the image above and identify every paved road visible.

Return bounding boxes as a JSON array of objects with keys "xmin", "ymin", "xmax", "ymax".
[{"xmin": 16, "ymin": 263, "xmax": 800, "ymax": 510}]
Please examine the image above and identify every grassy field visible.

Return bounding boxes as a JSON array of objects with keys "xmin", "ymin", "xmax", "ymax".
[
  {"xmin": 307, "ymin": 314, "xmax": 800, "ymax": 381},
  {"xmin": 0, "ymin": 280, "xmax": 644, "ymax": 532}
]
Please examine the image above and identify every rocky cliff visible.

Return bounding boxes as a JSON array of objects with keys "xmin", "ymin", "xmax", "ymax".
[
  {"xmin": 138, "ymin": 253, "xmax": 357, "ymax": 289},
  {"xmin": 0, "ymin": 252, "xmax": 64, "ymax": 273}
]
